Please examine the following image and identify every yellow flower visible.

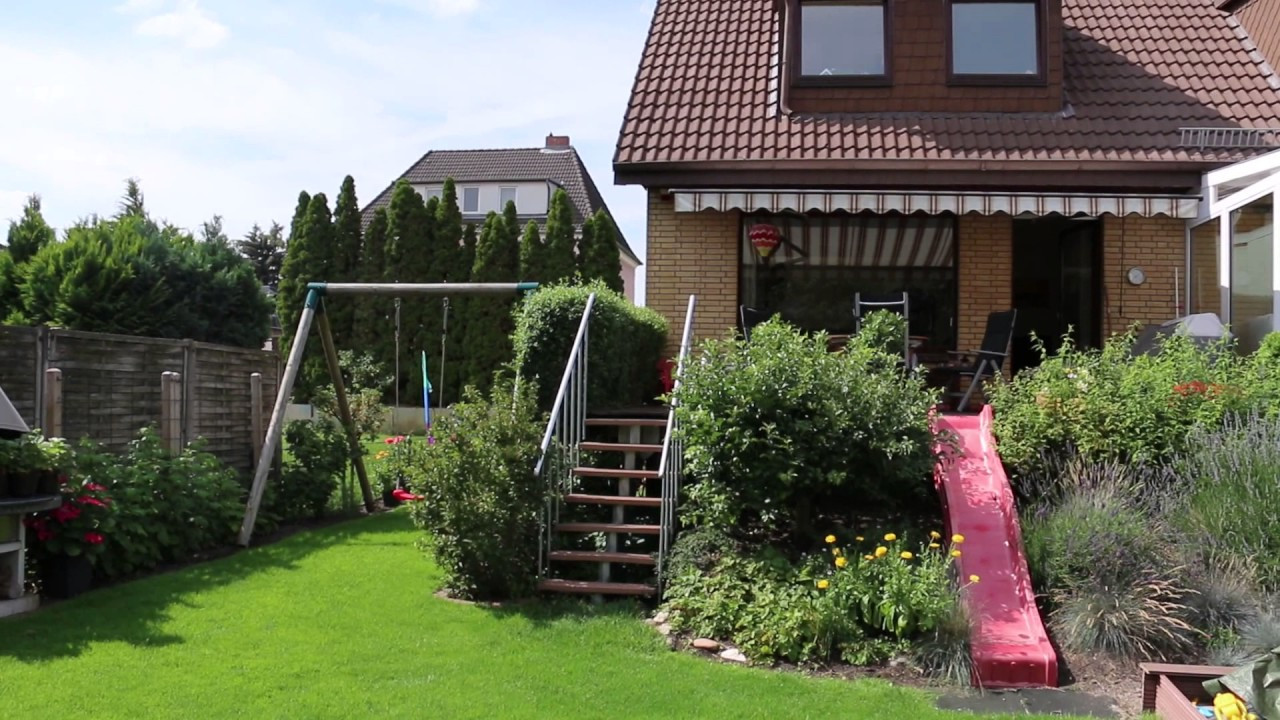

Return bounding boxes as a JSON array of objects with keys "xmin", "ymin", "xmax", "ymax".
[
  {"xmin": 952, "ymin": 534, "xmax": 966, "ymax": 544},
  {"xmin": 855, "ymin": 536, "xmax": 864, "ymax": 542},
  {"xmin": 832, "ymin": 547, "xmax": 842, "ymax": 557},
  {"xmin": 930, "ymin": 531, "xmax": 942, "ymax": 540},
  {"xmin": 900, "ymin": 551, "xmax": 914, "ymax": 560},
  {"xmin": 969, "ymin": 575, "xmax": 981, "ymax": 584},
  {"xmin": 951, "ymin": 549, "xmax": 962, "ymax": 558},
  {"xmin": 375, "ymin": 451, "xmax": 390, "ymax": 461},
  {"xmin": 835, "ymin": 556, "xmax": 848, "ymax": 568},
  {"xmin": 863, "ymin": 554, "xmax": 875, "ymax": 561},
  {"xmin": 825, "ymin": 535, "xmax": 837, "ymax": 544},
  {"xmin": 874, "ymin": 546, "xmax": 888, "ymax": 558},
  {"xmin": 817, "ymin": 579, "xmax": 830, "ymax": 590},
  {"xmin": 884, "ymin": 533, "xmax": 897, "ymax": 542},
  {"xmin": 929, "ymin": 542, "xmax": 941, "ymax": 549}
]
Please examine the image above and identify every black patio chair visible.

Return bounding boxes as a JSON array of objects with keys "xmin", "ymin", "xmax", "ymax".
[
  {"xmin": 740, "ymin": 305, "xmax": 771, "ymax": 341},
  {"xmin": 937, "ymin": 309, "xmax": 1018, "ymax": 412}
]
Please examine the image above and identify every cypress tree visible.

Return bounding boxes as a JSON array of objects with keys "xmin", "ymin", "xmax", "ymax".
[
  {"xmin": 277, "ymin": 193, "xmax": 335, "ymax": 398},
  {"xmin": 331, "ymin": 175, "xmax": 363, "ymax": 347},
  {"xmin": 5, "ymin": 195, "xmax": 55, "ymax": 263},
  {"xmin": 543, "ymin": 188, "xmax": 578, "ymax": 284},
  {"xmin": 462, "ymin": 212, "xmax": 520, "ymax": 396},
  {"xmin": 276, "ymin": 191, "xmax": 313, "ymax": 338},
  {"xmin": 443, "ymin": 221, "xmax": 479, "ymax": 405},
  {"xmin": 436, "ymin": 178, "xmax": 464, "ymax": 281},
  {"xmin": 118, "ymin": 178, "xmax": 147, "ymax": 219},
  {"xmin": 518, "ymin": 221, "xmax": 544, "ymax": 283},
  {"xmin": 461, "ymin": 222, "xmax": 477, "ymax": 275},
  {"xmin": 579, "ymin": 210, "xmax": 624, "ymax": 293},
  {"xmin": 353, "ymin": 207, "xmax": 393, "ymax": 383},
  {"xmin": 384, "ymin": 181, "xmax": 435, "ymax": 401}
]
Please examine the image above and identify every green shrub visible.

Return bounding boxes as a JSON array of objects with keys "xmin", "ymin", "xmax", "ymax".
[
  {"xmin": 664, "ymin": 536, "xmax": 956, "ymax": 665},
  {"xmin": 275, "ymin": 420, "xmax": 349, "ymax": 522},
  {"xmin": 71, "ymin": 428, "xmax": 245, "ymax": 579},
  {"xmin": 1172, "ymin": 415, "xmax": 1280, "ymax": 591},
  {"xmin": 512, "ymin": 281, "xmax": 667, "ymax": 411},
  {"xmin": 990, "ymin": 333, "xmax": 1273, "ymax": 473},
  {"xmin": 673, "ymin": 319, "xmax": 938, "ymax": 545},
  {"xmin": 1255, "ymin": 332, "xmax": 1280, "ymax": 366},
  {"xmin": 408, "ymin": 382, "xmax": 544, "ymax": 601},
  {"xmin": 311, "ymin": 350, "xmax": 390, "ymax": 439}
]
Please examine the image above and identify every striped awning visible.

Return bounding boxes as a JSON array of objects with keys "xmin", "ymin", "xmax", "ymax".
[
  {"xmin": 744, "ymin": 214, "xmax": 954, "ymax": 268},
  {"xmin": 675, "ymin": 190, "xmax": 1201, "ymax": 218}
]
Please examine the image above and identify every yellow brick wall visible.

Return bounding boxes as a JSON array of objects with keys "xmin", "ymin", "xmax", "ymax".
[
  {"xmin": 1101, "ymin": 214, "xmax": 1186, "ymax": 334},
  {"xmin": 956, "ymin": 214, "xmax": 1014, "ymax": 353},
  {"xmin": 645, "ymin": 190, "xmax": 740, "ymax": 357}
]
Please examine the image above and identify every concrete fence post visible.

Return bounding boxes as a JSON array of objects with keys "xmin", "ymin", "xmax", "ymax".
[
  {"xmin": 42, "ymin": 369, "xmax": 63, "ymax": 438},
  {"xmin": 250, "ymin": 373, "xmax": 264, "ymax": 472},
  {"xmin": 160, "ymin": 371, "xmax": 182, "ymax": 455}
]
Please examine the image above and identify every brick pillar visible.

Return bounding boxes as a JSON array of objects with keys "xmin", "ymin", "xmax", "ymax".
[
  {"xmin": 1101, "ymin": 214, "xmax": 1186, "ymax": 335},
  {"xmin": 956, "ymin": 213, "xmax": 1014, "ymax": 352},
  {"xmin": 645, "ymin": 190, "xmax": 741, "ymax": 357}
]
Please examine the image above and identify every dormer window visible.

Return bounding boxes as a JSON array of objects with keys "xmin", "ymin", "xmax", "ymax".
[
  {"xmin": 795, "ymin": 0, "xmax": 889, "ymax": 85},
  {"xmin": 948, "ymin": 0, "xmax": 1044, "ymax": 84}
]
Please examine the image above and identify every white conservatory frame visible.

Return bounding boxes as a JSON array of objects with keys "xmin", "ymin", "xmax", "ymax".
[{"xmin": 1189, "ymin": 147, "xmax": 1280, "ymax": 349}]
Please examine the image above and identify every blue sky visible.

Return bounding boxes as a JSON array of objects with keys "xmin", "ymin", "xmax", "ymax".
[{"xmin": 0, "ymin": 0, "xmax": 655, "ymax": 297}]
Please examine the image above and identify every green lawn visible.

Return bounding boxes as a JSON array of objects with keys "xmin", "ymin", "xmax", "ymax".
[{"xmin": 1, "ymin": 512, "xmax": 1057, "ymax": 719}]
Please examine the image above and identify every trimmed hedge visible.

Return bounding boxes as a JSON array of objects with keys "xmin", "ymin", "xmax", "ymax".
[{"xmin": 512, "ymin": 281, "xmax": 667, "ymax": 411}]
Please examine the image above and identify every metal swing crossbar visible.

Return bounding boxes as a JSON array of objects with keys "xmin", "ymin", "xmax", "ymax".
[{"xmin": 236, "ymin": 281, "xmax": 539, "ymax": 546}]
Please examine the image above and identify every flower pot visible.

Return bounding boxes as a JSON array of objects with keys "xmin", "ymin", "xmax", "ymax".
[
  {"xmin": 8, "ymin": 470, "xmax": 38, "ymax": 498},
  {"xmin": 36, "ymin": 470, "xmax": 60, "ymax": 496},
  {"xmin": 42, "ymin": 554, "xmax": 94, "ymax": 599}
]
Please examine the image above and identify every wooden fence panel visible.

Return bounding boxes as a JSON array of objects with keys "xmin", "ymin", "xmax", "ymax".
[{"xmin": 0, "ymin": 326, "xmax": 40, "ymax": 428}]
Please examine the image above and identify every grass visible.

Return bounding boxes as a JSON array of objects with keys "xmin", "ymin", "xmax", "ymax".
[{"xmin": 2, "ymin": 512, "xmax": 1066, "ymax": 719}]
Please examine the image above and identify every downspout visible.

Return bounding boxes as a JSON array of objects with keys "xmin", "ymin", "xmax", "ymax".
[{"xmin": 777, "ymin": 0, "xmax": 793, "ymax": 116}]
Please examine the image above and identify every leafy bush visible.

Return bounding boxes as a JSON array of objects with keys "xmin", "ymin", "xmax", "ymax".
[
  {"xmin": 1172, "ymin": 415, "xmax": 1280, "ymax": 591},
  {"xmin": 311, "ymin": 351, "xmax": 390, "ymax": 439},
  {"xmin": 275, "ymin": 420, "xmax": 349, "ymax": 522},
  {"xmin": 664, "ymin": 534, "xmax": 958, "ymax": 665},
  {"xmin": 68, "ymin": 429, "xmax": 244, "ymax": 579},
  {"xmin": 990, "ymin": 333, "xmax": 1278, "ymax": 473},
  {"xmin": 24, "ymin": 475, "xmax": 116, "ymax": 563},
  {"xmin": 674, "ymin": 319, "xmax": 938, "ymax": 545},
  {"xmin": 408, "ymin": 382, "xmax": 544, "ymax": 601},
  {"xmin": 513, "ymin": 281, "xmax": 667, "ymax": 411},
  {"xmin": 1255, "ymin": 332, "xmax": 1280, "ymax": 366}
]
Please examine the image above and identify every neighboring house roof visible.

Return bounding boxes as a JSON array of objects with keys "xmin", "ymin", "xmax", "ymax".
[
  {"xmin": 615, "ymin": 0, "xmax": 1280, "ymax": 173},
  {"xmin": 1225, "ymin": 0, "xmax": 1280, "ymax": 76},
  {"xmin": 362, "ymin": 145, "xmax": 640, "ymax": 265}
]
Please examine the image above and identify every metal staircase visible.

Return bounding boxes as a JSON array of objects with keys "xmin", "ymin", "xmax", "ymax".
[{"xmin": 534, "ymin": 295, "xmax": 696, "ymax": 598}]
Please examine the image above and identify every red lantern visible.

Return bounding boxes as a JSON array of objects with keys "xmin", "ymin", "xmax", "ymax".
[{"xmin": 749, "ymin": 223, "xmax": 782, "ymax": 259}]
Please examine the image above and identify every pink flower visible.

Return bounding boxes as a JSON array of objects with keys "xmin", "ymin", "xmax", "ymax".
[
  {"xmin": 53, "ymin": 504, "xmax": 82, "ymax": 524},
  {"xmin": 58, "ymin": 475, "xmax": 70, "ymax": 486},
  {"xmin": 384, "ymin": 435, "xmax": 407, "ymax": 445},
  {"xmin": 84, "ymin": 482, "xmax": 106, "ymax": 492},
  {"xmin": 84, "ymin": 532, "xmax": 104, "ymax": 545},
  {"xmin": 37, "ymin": 527, "xmax": 55, "ymax": 542}
]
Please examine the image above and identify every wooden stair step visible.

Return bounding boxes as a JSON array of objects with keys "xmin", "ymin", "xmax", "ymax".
[
  {"xmin": 564, "ymin": 493, "xmax": 661, "ymax": 508},
  {"xmin": 548, "ymin": 550, "xmax": 656, "ymax": 566},
  {"xmin": 572, "ymin": 467, "xmax": 660, "ymax": 480},
  {"xmin": 555, "ymin": 522, "xmax": 662, "ymax": 535},
  {"xmin": 538, "ymin": 579, "xmax": 656, "ymax": 596},
  {"xmin": 579, "ymin": 441, "xmax": 664, "ymax": 454},
  {"xmin": 585, "ymin": 418, "xmax": 668, "ymax": 428}
]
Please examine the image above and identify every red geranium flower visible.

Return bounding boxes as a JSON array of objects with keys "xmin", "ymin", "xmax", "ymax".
[
  {"xmin": 37, "ymin": 527, "xmax": 55, "ymax": 542},
  {"xmin": 84, "ymin": 532, "xmax": 105, "ymax": 545},
  {"xmin": 58, "ymin": 474, "xmax": 70, "ymax": 486},
  {"xmin": 77, "ymin": 496, "xmax": 108, "ymax": 508},
  {"xmin": 84, "ymin": 482, "xmax": 106, "ymax": 492},
  {"xmin": 53, "ymin": 504, "xmax": 82, "ymax": 524}
]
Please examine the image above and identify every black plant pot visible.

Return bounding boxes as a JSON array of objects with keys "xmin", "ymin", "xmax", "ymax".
[
  {"xmin": 8, "ymin": 471, "xmax": 38, "ymax": 498},
  {"xmin": 36, "ymin": 470, "xmax": 60, "ymax": 496},
  {"xmin": 42, "ymin": 554, "xmax": 93, "ymax": 599}
]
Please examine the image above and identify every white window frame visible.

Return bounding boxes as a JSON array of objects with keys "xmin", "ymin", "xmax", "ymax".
[
  {"xmin": 499, "ymin": 186, "xmax": 518, "ymax": 210},
  {"xmin": 462, "ymin": 187, "xmax": 480, "ymax": 214}
]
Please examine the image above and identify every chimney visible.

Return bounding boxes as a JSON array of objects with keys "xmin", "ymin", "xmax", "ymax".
[{"xmin": 545, "ymin": 134, "xmax": 571, "ymax": 149}]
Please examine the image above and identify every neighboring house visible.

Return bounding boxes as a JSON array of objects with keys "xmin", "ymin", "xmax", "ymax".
[
  {"xmin": 1225, "ymin": 0, "xmax": 1280, "ymax": 71},
  {"xmin": 615, "ymin": 0, "xmax": 1280, "ymax": 366},
  {"xmin": 364, "ymin": 135, "xmax": 642, "ymax": 300}
]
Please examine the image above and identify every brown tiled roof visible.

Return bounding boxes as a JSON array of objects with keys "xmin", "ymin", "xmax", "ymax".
[
  {"xmin": 1230, "ymin": 0, "xmax": 1280, "ymax": 75},
  {"xmin": 615, "ymin": 0, "xmax": 1280, "ymax": 172},
  {"xmin": 362, "ymin": 147, "xmax": 639, "ymax": 264}
]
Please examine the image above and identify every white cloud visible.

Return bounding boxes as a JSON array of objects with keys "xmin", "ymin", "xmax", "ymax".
[
  {"xmin": 375, "ymin": 0, "xmax": 480, "ymax": 17},
  {"xmin": 134, "ymin": 1, "xmax": 228, "ymax": 49}
]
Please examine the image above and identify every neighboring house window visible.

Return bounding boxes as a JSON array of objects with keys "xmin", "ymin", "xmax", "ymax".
[
  {"xmin": 462, "ymin": 187, "xmax": 480, "ymax": 214},
  {"xmin": 795, "ymin": 0, "xmax": 889, "ymax": 84},
  {"xmin": 499, "ymin": 186, "xmax": 518, "ymax": 210},
  {"xmin": 948, "ymin": 1, "xmax": 1043, "ymax": 83},
  {"xmin": 739, "ymin": 213, "xmax": 957, "ymax": 349}
]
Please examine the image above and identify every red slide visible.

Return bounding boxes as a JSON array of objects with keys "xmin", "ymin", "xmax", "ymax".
[{"xmin": 934, "ymin": 406, "xmax": 1058, "ymax": 688}]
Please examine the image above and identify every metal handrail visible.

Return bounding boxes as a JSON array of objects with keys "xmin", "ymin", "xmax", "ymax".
[
  {"xmin": 534, "ymin": 292, "xmax": 595, "ymax": 577},
  {"xmin": 657, "ymin": 295, "xmax": 697, "ymax": 587}
]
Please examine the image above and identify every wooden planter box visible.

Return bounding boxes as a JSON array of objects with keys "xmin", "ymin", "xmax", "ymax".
[{"xmin": 1141, "ymin": 663, "xmax": 1237, "ymax": 720}]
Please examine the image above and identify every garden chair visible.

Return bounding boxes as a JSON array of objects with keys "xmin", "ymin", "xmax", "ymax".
[
  {"xmin": 853, "ymin": 292, "xmax": 910, "ymax": 361},
  {"xmin": 937, "ymin": 309, "xmax": 1017, "ymax": 412},
  {"xmin": 739, "ymin": 305, "xmax": 771, "ymax": 341}
]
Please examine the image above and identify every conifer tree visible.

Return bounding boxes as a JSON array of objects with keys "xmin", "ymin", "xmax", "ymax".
[
  {"xmin": 384, "ymin": 181, "xmax": 437, "ymax": 401},
  {"xmin": 543, "ymin": 188, "xmax": 577, "ymax": 284},
  {"xmin": 436, "ymin": 178, "xmax": 464, "ymax": 281},
  {"xmin": 236, "ymin": 222, "xmax": 285, "ymax": 290},
  {"xmin": 5, "ymin": 195, "xmax": 55, "ymax": 263},
  {"xmin": 518, "ymin": 221, "xmax": 544, "ymax": 283},
  {"xmin": 118, "ymin": 178, "xmax": 147, "ymax": 219},
  {"xmin": 331, "ymin": 175, "xmax": 363, "ymax": 347},
  {"xmin": 461, "ymin": 212, "xmax": 520, "ymax": 396},
  {"xmin": 579, "ymin": 209, "xmax": 624, "ymax": 293},
  {"xmin": 352, "ymin": 207, "xmax": 393, "ymax": 381}
]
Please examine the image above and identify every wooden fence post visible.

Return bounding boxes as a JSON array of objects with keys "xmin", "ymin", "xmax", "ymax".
[
  {"xmin": 181, "ymin": 340, "xmax": 197, "ymax": 447},
  {"xmin": 250, "ymin": 373, "xmax": 264, "ymax": 473},
  {"xmin": 160, "ymin": 371, "xmax": 182, "ymax": 455},
  {"xmin": 43, "ymin": 369, "xmax": 63, "ymax": 438}
]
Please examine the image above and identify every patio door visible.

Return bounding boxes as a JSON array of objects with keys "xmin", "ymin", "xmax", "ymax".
[{"xmin": 1011, "ymin": 217, "xmax": 1102, "ymax": 373}]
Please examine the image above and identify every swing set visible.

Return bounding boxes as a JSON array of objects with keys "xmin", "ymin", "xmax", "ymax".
[{"xmin": 237, "ymin": 281, "xmax": 538, "ymax": 546}]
